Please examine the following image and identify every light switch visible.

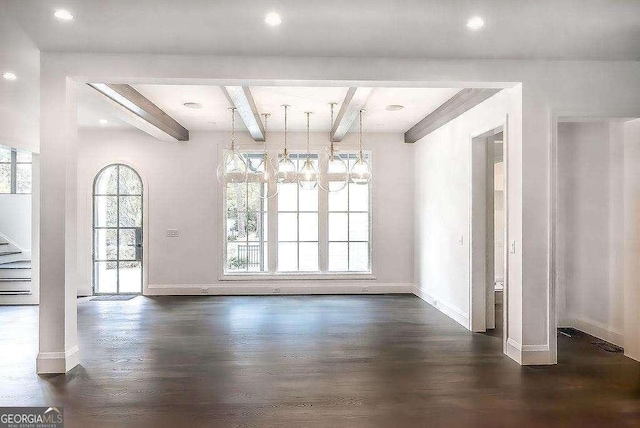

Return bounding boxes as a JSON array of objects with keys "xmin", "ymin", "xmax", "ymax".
[
  {"xmin": 510, "ymin": 240, "xmax": 516, "ymax": 254},
  {"xmin": 166, "ymin": 229, "xmax": 179, "ymax": 238}
]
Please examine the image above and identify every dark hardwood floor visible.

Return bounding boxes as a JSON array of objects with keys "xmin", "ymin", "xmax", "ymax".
[{"xmin": 1, "ymin": 295, "xmax": 640, "ymax": 427}]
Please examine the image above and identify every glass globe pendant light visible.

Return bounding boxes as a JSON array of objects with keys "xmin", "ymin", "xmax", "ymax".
[
  {"xmin": 276, "ymin": 104, "xmax": 297, "ymax": 184},
  {"xmin": 298, "ymin": 112, "xmax": 319, "ymax": 190},
  {"xmin": 318, "ymin": 102, "xmax": 349, "ymax": 192},
  {"xmin": 255, "ymin": 113, "xmax": 279, "ymax": 199},
  {"xmin": 216, "ymin": 107, "xmax": 248, "ymax": 184},
  {"xmin": 350, "ymin": 109, "xmax": 372, "ymax": 185}
]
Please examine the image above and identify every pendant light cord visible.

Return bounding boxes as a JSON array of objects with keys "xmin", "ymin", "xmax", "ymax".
[
  {"xmin": 306, "ymin": 112, "xmax": 311, "ymax": 160},
  {"xmin": 359, "ymin": 109, "xmax": 364, "ymax": 159},
  {"xmin": 330, "ymin": 103, "xmax": 335, "ymax": 156},
  {"xmin": 262, "ymin": 113, "xmax": 269, "ymax": 155},
  {"xmin": 283, "ymin": 105, "xmax": 289, "ymax": 155},
  {"xmin": 230, "ymin": 107, "xmax": 236, "ymax": 150}
]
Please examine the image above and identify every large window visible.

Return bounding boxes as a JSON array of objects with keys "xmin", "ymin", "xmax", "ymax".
[
  {"xmin": 0, "ymin": 147, "xmax": 32, "ymax": 194},
  {"xmin": 223, "ymin": 151, "xmax": 372, "ymax": 276}
]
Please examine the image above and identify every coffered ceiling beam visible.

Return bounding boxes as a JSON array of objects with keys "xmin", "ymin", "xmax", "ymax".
[
  {"xmin": 222, "ymin": 86, "xmax": 265, "ymax": 141},
  {"xmin": 330, "ymin": 87, "xmax": 373, "ymax": 142},
  {"xmin": 404, "ymin": 88, "xmax": 502, "ymax": 144},
  {"xmin": 88, "ymin": 83, "xmax": 189, "ymax": 142}
]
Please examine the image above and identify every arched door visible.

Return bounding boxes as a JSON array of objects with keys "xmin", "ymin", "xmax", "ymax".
[{"xmin": 93, "ymin": 164, "xmax": 143, "ymax": 294}]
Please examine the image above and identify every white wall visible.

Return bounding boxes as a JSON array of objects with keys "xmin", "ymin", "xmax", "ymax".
[
  {"xmin": 0, "ymin": 195, "xmax": 31, "ymax": 250},
  {"xmin": 413, "ymin": 86, "xmax": 521, "ymax": 335},
  {"xmin": 76, "ymin": 129, "xmax": 414, "ymax": 296},
  {"xmin": 557, "ymin": 122, "xmax": 624, "ymax": 346}
]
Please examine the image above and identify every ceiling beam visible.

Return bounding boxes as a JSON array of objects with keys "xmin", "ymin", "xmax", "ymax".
[
  {"xmin": 404, "ymin": 88, "xmax": 502, "ymax": 144},
  {"xmin": 330, "ymin": 87, "xmax": 373, "ymax": 142},
  {"xmin": 222, "ymin": 86, "xmax": 265, "ymax": 141},
  {"xmin": 88, "ymin": 83, "xmax": 189, "ymax": 142}
]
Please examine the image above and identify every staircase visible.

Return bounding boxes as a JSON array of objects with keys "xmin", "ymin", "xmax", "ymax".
[{"xmin": 0, "ymin": 238, "xmax": 31, "ymax": 294}]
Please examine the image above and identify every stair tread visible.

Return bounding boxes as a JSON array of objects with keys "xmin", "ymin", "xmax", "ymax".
[
  {"xmin": 0, "ymin": 278, "xmax": 31, "ymax": 282},
  {"xmin": 0, "ymin": 251, "xmax": 21, "ymax": 257},
  {"xmin": 0, "ymin": 261, "xmax": 31, "ymax": 269}
]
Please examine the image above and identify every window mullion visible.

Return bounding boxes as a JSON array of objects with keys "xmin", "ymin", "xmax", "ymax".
[
  {"xmin": 268, "ymin": 177, "xmax": 278, "ymax": 273},
  {"xmin": 318, "ymin": 170, "xmax": 328, "ymax": 273},
  {"xmin": 10, "ymin": 149, "xmax": 17, "ymax": 194}
]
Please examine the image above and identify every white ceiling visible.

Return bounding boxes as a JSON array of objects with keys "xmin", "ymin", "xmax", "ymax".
[
  {"xmin": 77, "ymin": 85, "xmax": 462, "ymax": 134},
  {"xmin": 7, "ymin": 0, "xmax": 640, "ymax": 60}
]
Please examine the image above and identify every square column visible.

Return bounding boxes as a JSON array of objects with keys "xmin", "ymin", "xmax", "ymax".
[{"xmin": 36, "ymin": 64, "xmax": 80, "ymax": 374}]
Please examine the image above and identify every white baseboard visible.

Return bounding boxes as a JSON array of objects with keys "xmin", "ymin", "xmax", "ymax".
[
  {"xmin": 561, "ymin": 315, "xmax": 624, "ymax": 348},
  {"xmin": 412, "ymin": 286, "xmax": 470, "ymax": 329},
  {"xmin": 36, "ymin": 345, "xmax": 80, "ymax": 374},
  {"xmin": 146, "ymin": 283, "xmax": 414, "ymax": 296},
  {"xmin": 506, "ymin": 338, "xmax": 552, "ymax": 365}
]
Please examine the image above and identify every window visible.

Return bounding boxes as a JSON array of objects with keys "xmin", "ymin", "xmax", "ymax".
[
  {"xmin": 277, "ymin": 153, "xmax": 319, "ymax": 272},
  {"xmin": 224, "ymin": 154, "xmax": 268, "ymax": 273},
  {"xmin": 223, "ymin": 151, "xmax": 372, "ymax": 276},
  {"xmin": 328, "ymin": 154, "xmax": 371, "ymax": 272},
  {"xmin": 0, "ymin": 147, "xmax": 32, "ymax": 194}
]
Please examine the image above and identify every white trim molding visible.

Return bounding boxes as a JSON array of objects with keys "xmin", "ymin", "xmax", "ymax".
[
  {"xmin": 36, "ymin": 345, "xmax": 80, "ymax": 374},
  {"xmin": 147, "ymin": 282, "xmax": 413, "ymax": 296},
  {"xmin": 412, "ymin": 286, "xmax": 470, "ymax": 329},
  {"xmin": 560, "ymin": 316, "xmax": 624, "ymax": 348},
  {"xmin": 506, "ymin": 338, "xmax": 552, "ymax": 365}
]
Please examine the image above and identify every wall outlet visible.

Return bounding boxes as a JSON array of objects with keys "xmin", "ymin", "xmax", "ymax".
[
  {"xmin": 200, "ymin": 287, "xmax": 208, "ymax": 294},
  {"xmin": 166, "ymin": 229, "xmax": 179, "ymax": 238},
  {"xmin": 361, "ymin": 286, "xmax": 369, "ymax": 293},
  {"xmin": 510, "ymin": 240, "xmax": 516, "ymax": 254},
  {"xmin": 273, "ymin": 287, "xmax": 280, "ymax": 294}
]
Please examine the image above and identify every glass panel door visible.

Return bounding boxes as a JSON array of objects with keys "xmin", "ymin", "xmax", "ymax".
[{"xmin": 93, "ymin": 164, "xmax": 143, "ymax": 294}]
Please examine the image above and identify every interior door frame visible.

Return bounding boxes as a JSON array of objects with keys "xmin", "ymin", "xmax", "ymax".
[{"xmin": 91, "ymin": 162, "xmax": 147, "ymax": 295}]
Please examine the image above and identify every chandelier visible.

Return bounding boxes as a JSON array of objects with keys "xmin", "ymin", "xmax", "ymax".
[
  {"xmin": 318, "ymin": 103, "xmax": 349, "ymax": 192},
  {"xmin": 350, "ymin": 109, "xmax": 371, "ymax": 185},
  {"xmin": 276, "ymin": 104, "xmax": 297, "ymax": 184},
  {"xmin": 216, "ymin": 107, "xmax": 247, "ymax": 184},
  {"xmin": 255, "ymin": 113, "xmax": 279, "ymax": 199}
]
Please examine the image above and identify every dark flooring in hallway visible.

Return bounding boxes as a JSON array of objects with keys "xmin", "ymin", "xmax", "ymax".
[{"xmin": 1, "ymin": 295, "xmax": 640, "ymax": 427}]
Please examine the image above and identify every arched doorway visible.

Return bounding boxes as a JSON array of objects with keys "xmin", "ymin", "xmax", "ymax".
[{"xmin": 93, "ymin": 164, "xmax": 143, "ymax": 294}]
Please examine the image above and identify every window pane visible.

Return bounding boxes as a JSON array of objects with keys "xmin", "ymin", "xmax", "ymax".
[
  {"xmin": 299, "ymin": 186, "xmax": 318, "ymax": 211},
  {"xmin": 119, "ymin": 196, "xmax": 142, "ymax": 227},
  {"xmin": 16, "ymin": 151, "xmax": 32, "ymax": 163},
  {"xmin": 328, "ymin": 186, "xmax": 348, "ymax": 211},
  {"xmin": 349, "ymin": 183, "xmax": 369, "ymax": 211},
  {"xmin": 0, "ymin": 148, "xmax": 10, "ymax": 162},
  {"xmin": 299, "ymin": 242, "xmax": 318, "ymax": 271},
  {"xmin": 94, "ymin": 196, "xmax": 118, "ymax": 227},
  {"xmin": 245, "ymin": 243, "xmax": 265, "ymax": 272},
  {"xmin": 329, "ymin": 213, "xmax": 348, "ymax": 241},
  {"xmin": 227, "ymin": 183, "xmax": 246, "ymax": 212},
  {"xmin": 119, "ymin": 229, "xmax": 137, "ymax": 260},
  {"xmin": 119, "ymin": 165, "xmax": 142, "ymax": 195},
  {"xmin": 247, "ymin": 211, "xmax": 266, "ymax": 241},
  {"xmin": 299, "ymin": 213, "xmax": 318, "ymax": 241},
  {"xmin": 95, "ymin": 166, "xmax": 118, "ymax": 195},
  {"xmin": 227, "ymin": 212, "xmax": 242, "ymax": 241},
  {"xmin": 226, "ymin": 242, "xmax": 245, "ymax": 271},
  {"xmin": 349, "ymin": 213, "xmax": 369, "ymax": 241},
  {"xmin": 94, "ymin": 261, "xmax": 117, "ymax": 293},
  {"xmin": 0, "ymin": 164, "xmax": 10, "ymax": 194},
  {"xmin": 16, "ymin": 164, "xmax": 32, "ymax": 194},
  {"xmin": 278, "ymin": 213, "xmax": 297, "ymax": 241},
  {"xmin": 247, "ymin": 182, "xmax": 263, "ymax": 211},
  {"xmin": 349, "ymin": 242, "xmax": 369, "ymax": 272},
  {"xmin": 328, "ymin": 242, "xmax": 348, "ymax": 271},
  {"xmin": 94, "ymin": 228, "xmax": 117, "ymax": 260},
  {"xmin": 278, "ymin": 183, "xmax": 297, "ymax": 211},
  {"xmin": 118, "ymin": 261, "xmax": 142, "ymax": 293},
  {"xmin": 278, "ymin": 242, "xmax": 297, "ymax": 271}
]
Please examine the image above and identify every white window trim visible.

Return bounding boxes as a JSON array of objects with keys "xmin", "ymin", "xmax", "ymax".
[{"xmin": 220, "ymin": 148, "xmax": 374, "ymax": 281}]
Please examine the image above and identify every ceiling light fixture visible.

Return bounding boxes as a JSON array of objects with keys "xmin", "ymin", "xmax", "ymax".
[
  {"xmin": 350, "ymin": 109, "xmax": 372, "ymax": 186},
  {"xmin": 386, "ymin": 104, "xmax": 404, "ymax": 111},
  {"xmin": 216, "ymin": 107, "xmax": 247, "ymax": 184},
  {"xmin": 466, "ymin": 16, "xmax": 484, "ymax": 30},
  {"xmin": 2, "ymin": 72, "xmax": 17, "ymax": 81},
  {"xmin": 256, "ymin": 113, "xmax": 279, "ymax": 199},
  {"xmin": 318, "ymin": 102, "xmax": 349, "ymax": 192},
  {"xmin": 54, "ymin": 9, "xmax": 74, "ymax": 21},
  {"xmin": 98, "ymin": 119, "xmax": 108, "ymax": 125},
  {"xmin": 298, "ymin": 112, "xmax": 319, "ymax": 190},
  {"xmin": 265, "ymin": 12, "xmax": 282, "ymax": 26},
  {"xmin": 276, "ymin": 105, "xmax": 297, "ymax": 184},
  {"xmin": 183, "ymin": 102, "xmax": 203, "ymax": 109}
]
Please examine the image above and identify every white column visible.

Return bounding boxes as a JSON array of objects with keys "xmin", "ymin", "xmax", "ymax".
[{"xmin": 36, "ymin": 61, "xmax": 80, "ymax": 374}]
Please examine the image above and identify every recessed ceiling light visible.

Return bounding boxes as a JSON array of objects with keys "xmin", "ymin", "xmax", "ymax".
[
  {"xmin": 466, "ymin": 16, "xmax": 484, "ymax": 30},
  {"xmin": 386, "ymin": 104, "xmax": 404, "ymax": 111},
  {"xmin": 183, "ymin": 102, "xmax": 203, "ymax": 109},
  {"xmin": 265, "ymin": 12, "xmax": 282, "ymax": 26},
  {"xmin": 99, "ymin": 119, "xmax": 108, "ymax": 125},
  {"xmin": 54, "ymin": 9, "xmax": 74, "ymax": 21},
  {"xmin": 2, "ymin": 72, "xmax": 17, "ymax": 81}
]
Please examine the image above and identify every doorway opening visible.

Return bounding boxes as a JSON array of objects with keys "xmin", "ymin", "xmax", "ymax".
[
  {"xmin": 470, "ymin": 125, "xmax": 507, "ymax": 343},
  {"xmin": 92, "ymin": 164, "xmax": 143, "ymax": 295}
]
